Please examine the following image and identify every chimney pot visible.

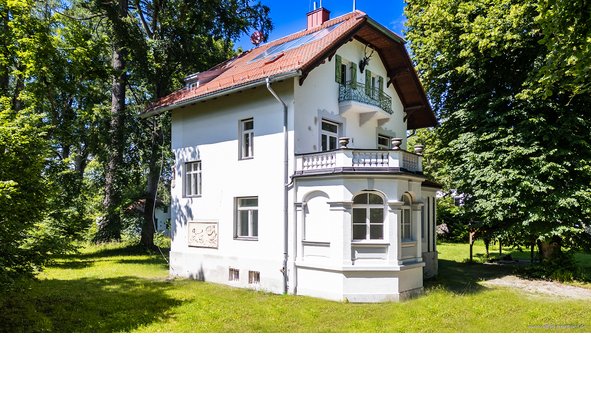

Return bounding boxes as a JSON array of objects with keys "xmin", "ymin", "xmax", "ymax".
[{"xmin": 307, "ymin": 7, "xmax": 330, "ymax": 30}]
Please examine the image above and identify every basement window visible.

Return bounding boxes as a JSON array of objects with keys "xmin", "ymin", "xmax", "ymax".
[
  {"xmin": 248, "ymin": 271, "xmax": 260, "ymax": 284},
  {"xmin": 229, "ymin": 268, "xmax": 240, "ymax": 282}
]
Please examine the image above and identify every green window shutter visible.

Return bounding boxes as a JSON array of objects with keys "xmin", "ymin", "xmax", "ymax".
[
  {"xmin": 350, "ymin": 63, "xmax": 357, "ymax": 88},
  {"xmin": 365, "ymin": 69, "xmax": 372, "ymax": 95},
  {"xmin": 335, "ymin": 55, "xmax": 342, "ymax": 83},
  {"xmin": 378, "ymin": 76, "xmax": 384, "ymax": 93}
]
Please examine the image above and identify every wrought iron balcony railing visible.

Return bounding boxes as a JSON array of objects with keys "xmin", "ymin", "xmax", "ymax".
[{"xmin": 338, "ymin": 82, "xmax": 393, "ymax": 114}]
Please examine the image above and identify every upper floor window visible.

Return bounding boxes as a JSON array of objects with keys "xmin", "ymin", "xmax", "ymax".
[
  {"xmin": 352, "ymin": 192, "xmax": 384, "ymax": 240},
  {"xmin": 335, "ymin": 55, "xmax": 357, "ymax": 86},
  {"xmin": 185, "ymin": 161, "xmax": 202, "ymax": 197},
  {"xmin": 321, "ymin": 120, "xmax": 339, "ymax": 151},
  {"xmin": 377, "ymin": 134, "xmax": 390, "ymax": 150},
  {"xmin": 364, "ymin": 70, "xmax": 384, "ymax": 99},
  {"xmin": 240, "ymin": 118, "xmax": 254, "ymax": 159},
  {"xmin": 401, "ymin": 194, "xmax": 413, "ymax": 241},
  {"xmin": 236, "ymin": 197, "xmax": 258, "ymax": 239}
]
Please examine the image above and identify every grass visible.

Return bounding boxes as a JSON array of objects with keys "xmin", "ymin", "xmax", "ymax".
[{"xmin": 1, "ymin": 240, "xmax": 590, "ymax": 333}]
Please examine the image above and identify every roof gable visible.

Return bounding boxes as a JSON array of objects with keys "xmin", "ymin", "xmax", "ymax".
[{"xmin": 144, "ymin": 11, "xmax": 436, "ymax": 129}]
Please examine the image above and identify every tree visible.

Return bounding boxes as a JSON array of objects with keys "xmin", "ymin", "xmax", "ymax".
[
  {"xmin": 126, "ymin": 0, "xmax": 272, "ymax": 248},
  {"xmin": 91, "ymin": 0, "xmax": 132, "ymax": 242},
  {"xmin": 534, "ymin": 0, "xmax": 591, "ymax": 98},
  {"xmin": 0, "ymin": 100, "xmax": 50, "ymax": 289},
  {"xmin": 405, "ymin": 0, "xmax": 591, "ymax": 261},
  {"xmin": 83, "ymin": 0, "xmax": 272, "ymax": 246}
]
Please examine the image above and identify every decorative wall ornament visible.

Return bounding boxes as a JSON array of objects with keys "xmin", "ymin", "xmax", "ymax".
[
  {"xmin": 359, "ymin": 45, "xmax": 375, "ymax": 73},
  {"xmin": 188, "ymin": 221, "xmax": 219, "ymax": 248}
]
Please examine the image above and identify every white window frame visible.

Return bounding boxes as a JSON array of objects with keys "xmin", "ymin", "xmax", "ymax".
[
  {"xmin": 352, "ymin": 192, "xmax": 385, "ymax": 241},
  {"xmin": 320, "ymin": 119, "xmax": 339, "ymax": 151},
  {"xmin": 239, "ymin": 118, "xmax": 254, "ymax": 160},
  {"xmin": 401, "ymin": 194, "xmax": 413, "ymax": 241},
  {"xmin": 184, "ymin": 161, "xmax": 202, "ymax": 197},
  {"xmin": 235, "ymin": 196, "xmax": 258, "ymax": 239},
  {"xmin": 377, "ymin": 134, "xmax": 390, "ymax": 150}
]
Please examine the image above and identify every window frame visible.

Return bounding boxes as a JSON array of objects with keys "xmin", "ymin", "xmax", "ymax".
[
  {"xmin": 184, "ymin": 161, "xmax": 202, "ymax": 197},
  {"xmin": 239, "ymin": 118, "xmax": 254, "ymax": 160},
  {"xmin": 320, "ymin": 119, "xmax": 339, "ymax": 151},
  {"xmin": 235, "ymin": 196, "xmax": 259, "ymax": 240},
  {"xmin": 352, "ymin": 192, "xmax": 385, "ymax": 241},
  {"xmin": 377, "ymin": 134, "xmax": 390, "ymax": 150},
  {"xmin": 248, "ymin": 270, "xmax": 260, "ymax": 284},
  {"xmin": 229, "ymin": 268, "xmax": 240, "ymax": 281}
]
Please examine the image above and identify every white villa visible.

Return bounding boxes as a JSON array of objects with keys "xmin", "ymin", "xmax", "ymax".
[{"xmin": 143, "ymin": 7, "xmax": 439, "ymax": 302}]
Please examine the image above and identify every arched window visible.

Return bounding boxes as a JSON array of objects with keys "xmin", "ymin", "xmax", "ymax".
[
  {"xmin": 401, "ymin": 194, "xmax": 412, "ymax": 241},
  {"xmin": 352, "ymin": 192, "xmax": 384, "ymax": 240}
]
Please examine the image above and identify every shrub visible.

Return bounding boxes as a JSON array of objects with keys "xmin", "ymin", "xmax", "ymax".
[{"xmin": 518, "ymin": 253, "xmax": 587, "ymax": 283}]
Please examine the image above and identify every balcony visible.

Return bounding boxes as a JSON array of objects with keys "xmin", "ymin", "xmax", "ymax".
[
  {"xmin": 338, "ymin": 82, "xmax": 393, "ymax": 119},
  {"xmin": 294, "ymin": 149, "xmax": 422, "ymax": 176}
]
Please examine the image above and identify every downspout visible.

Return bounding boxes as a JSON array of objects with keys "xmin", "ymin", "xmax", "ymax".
[{"xmin": 266, "ymin": 77, "xmax": 289, "ymax": 294}]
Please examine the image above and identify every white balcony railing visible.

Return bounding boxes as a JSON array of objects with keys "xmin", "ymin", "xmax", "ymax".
[{"xmin": 296, "ymin": 149, "xmax": 422, "ymax": 174}]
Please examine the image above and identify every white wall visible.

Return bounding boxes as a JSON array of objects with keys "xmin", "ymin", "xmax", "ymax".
[
  {"xmin": 293, "ymin": 39, "xmax": 408, "ymax": 154},
  {"xmin": 170, "ymin": 81, "xmax": 294, "ymax": 293}
]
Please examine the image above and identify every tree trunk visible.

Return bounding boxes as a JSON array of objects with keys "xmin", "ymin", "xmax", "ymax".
[
  {"xmin": 468, "ymin": 230, "xmax": 476, "ymax": 264},
  {"xmin": 484, "ymin": 237, "xmax": 490, "ymax": 259},
  {"xmin": 140, "ymin": 124, "xmax": 162, "ymax": 249},
  {"xmin": 95, "ymin": 0, "xmax": 128, "ymax": 243},
  {"xmin": 499, "ymin": 239, "xmax": 502, "ymax": 257},
  {"xmin": 530, "ymin": 242, "xmax": 535, "ymax": 263},
  {"xmin": 537, "ymin": 237, "xmax": 563, "ymax": 262}
]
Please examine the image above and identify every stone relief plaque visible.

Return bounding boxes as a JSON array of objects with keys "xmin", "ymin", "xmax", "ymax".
[{"xmin": 188, "ymin": 221, "xmax": 218, "ymax": 248}]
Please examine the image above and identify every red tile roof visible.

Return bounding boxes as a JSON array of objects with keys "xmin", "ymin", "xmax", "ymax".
[{"xmin": 143, "ymin": 10, "xmax": 437, "ymax": 129}]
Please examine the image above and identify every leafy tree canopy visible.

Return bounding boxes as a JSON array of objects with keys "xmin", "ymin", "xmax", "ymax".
[{"xmin": 405, "ymin": 0, "xmax": 591, "ymax": 254}]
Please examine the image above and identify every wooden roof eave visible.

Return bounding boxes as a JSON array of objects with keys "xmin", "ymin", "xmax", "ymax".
[{"xmin": 298, "ymin": 17, "xmax": 367, "ymax": 86}]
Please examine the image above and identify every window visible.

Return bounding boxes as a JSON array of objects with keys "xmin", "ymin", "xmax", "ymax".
[
  {"xmin": 185, "ymin": 161, "xmax": 202, "ymax": 197},
  {"xmin": 352, "ymin": 193, "xmax": 384, "ymax": 240},
  {"xmin": 240, "ymin": 118, "xmax": 254, "ymax": 159},
  {"xmin": 229, "ymin": 268, "xmax": 240, "ymax": 281},
  {"xmin": 248, "ymin": 271, "xmax": 260, "ymax": 284},
  {"xmin": 377, "ymin": 134, "xmax": 390, "ymax": 150},
  {"xmin": 340, "ymin": 63, "xmax": 347, "ymax": 85},
  {"xmin": 236, "ymin": 197, "xmax": 258, "ymax": 239},
  {"xmin": 401, "ymin": 194, "xmax": 412, "ymax": 241},
  {"xmin": 321, "ymin": 120, "xmax": 338, "ymax": 151}
]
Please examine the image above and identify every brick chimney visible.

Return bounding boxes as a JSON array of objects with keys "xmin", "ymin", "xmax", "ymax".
[{"xmin": 307, "ymin": 6, "xmax": 330, "ymax": 30}]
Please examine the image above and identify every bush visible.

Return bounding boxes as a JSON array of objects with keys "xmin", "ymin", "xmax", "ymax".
[{"xmin": 518, "ymin": 253, "xmax": 587, "ymax": 283}]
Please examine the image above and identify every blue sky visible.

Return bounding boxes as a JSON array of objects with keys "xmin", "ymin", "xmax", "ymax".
[{"xmin": 236, "ymin": 0, "xmax": 407, "ymax": 49}]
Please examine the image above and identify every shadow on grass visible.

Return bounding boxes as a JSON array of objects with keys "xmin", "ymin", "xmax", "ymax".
[
  {"xmin": 46, "ymin": 259, "xmax": 95, "ymax": 270},
  {"xmin": 425, "ymin": 259, "xmax": 517, "ymax": 295},
  {"xmin": 0, "ymin": 276, "xmax": 180, "ymax": 333},
  {"xmin": 80, "ymin": 245, "xmax": 170, "ymax": 259}
]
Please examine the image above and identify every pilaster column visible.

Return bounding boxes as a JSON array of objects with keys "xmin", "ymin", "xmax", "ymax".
[
  {"xmin": 412, "ymin": 203, "xmax": 424, "ymax": 261},
  {"xmin": 294, "ymin": 202, "xmax": 305, "ymax": 264},
  {"xmin": 328, "ymin": 201, "xmax": 353, "ymax": 265},
  {"xmin": 387, "ymin": 200, "xmax": 403, "ymax": 264}
]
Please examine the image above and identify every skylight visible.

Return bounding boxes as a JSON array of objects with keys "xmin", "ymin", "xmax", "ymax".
[{"xmin": 249, "ymin": 21, "xmax": 343, "ymax": 63}]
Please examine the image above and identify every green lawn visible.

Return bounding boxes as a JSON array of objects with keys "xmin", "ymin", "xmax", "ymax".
[{"xmin": 1, "ymin": 241, "xmax": 590, "ymax": 333}]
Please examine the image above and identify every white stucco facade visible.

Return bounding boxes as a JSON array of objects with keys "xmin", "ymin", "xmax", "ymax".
[{"xmin": 168, "ymin": 36, "xmax": 438, "ymax": 302}]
